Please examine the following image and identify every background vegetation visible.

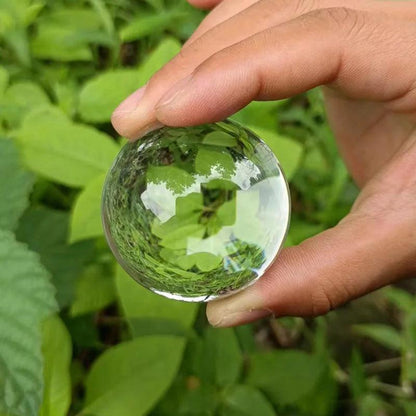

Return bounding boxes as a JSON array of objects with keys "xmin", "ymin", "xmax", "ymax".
[{"xmin": 1, "ymin": 0, "xmax": 416, "ymax": 415}]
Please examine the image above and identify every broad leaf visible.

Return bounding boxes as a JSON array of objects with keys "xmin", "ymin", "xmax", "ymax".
[
  {"xmin": 70, "ymin": 174, "xmax": 106, "ymax": 243},
  {"xmin": 137, "ymin": 37, "xmax": 181, "ymax": 84},
  {"xmin": 40, "ymin": 316, "xmax": 72, "ymax": 416},
  {"xmin": 78, "ymin": 38, "xmax": 181, "ymax": 123},
  {"xmin": 195, "ymin": 148, "xmax": 235, "ymax": 178},
  {"xmin": 82, "ymin": 336, "xmax": 185, "ymax": 416},
  {"xmin": 78, "ymin": 70, "xmax": 141, "ymax": 123},
  {"xmin": 71, "ymin": 264, "xmax": 116, "ymax": 317},
  {"xmin": 0, "ymin": 139, "xmax": 33, "ymax": 231},
  {"xmin": 246, "ymin": 350, "xmax": 328, "ymax": 406},
  {"xmin": 31, "ymin": 8, "xmax": 110, "ymax": 62},
  {"xmin": 17, "ymin": 108, "xmax": 119, "ymax": 187},
  {"xmin": 0, "ymin": 229, "xmax": 57, "ymax": 416},
  {"xmin": 147, "ymin": 165, "xmax": 195, "ymax": 194},
  {"xmin": 116, "ymin": 266, "xmax": 197, "ymax": 336},
  {"xmin": 0, "ymin": 81, "xmax": 49, "ymax": 127},
  {"xmin": 220, "ymin": 385, "xmax": 276, "ymax": 416},
  {"xmin": 205, "ymin": 327, "xmax": 243, "ymax": 387},
  {"xmin": 16, "ymin": 206, "xmax": 94, "ymax": 308}
]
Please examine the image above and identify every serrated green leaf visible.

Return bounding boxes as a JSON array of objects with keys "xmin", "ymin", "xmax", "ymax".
[
  {"xmin": 83, "ymin": 336, "xmax": 185, "ymax": 416},
  {"xmin": 0, "ymin": 229, "xmax": 57, "ymax": 416},
  {"xmin": 116, "ymin": 266, "xmax": 197, "ymax": 336},
  {"xmin": 195, "ymin": 148, "xmax": 235, "ymax": 178},
  {"xmin": 16, "ymin": 206, "xmax": 94, "ymax": 308},
  {"xmin": 0, "ymin": 139, "xmax": 33, "ymax": 231},
  {"xmin": 70, "ymin": 264, "xmax": 116, "ymax": 317},
  {"xmin": 120, "ymin": 11, "xmax": 186, "ymax": 42},
  {"xmin": 176, "ymin": 252, "xmax": 222, "ymax": 272},
  {"xmin": 78, "ymin": 70, "xmax": 141, "ymax": 123},
  {"xmin": 147, "ymin": 165, "xmax": 195, "ymax": 194},
  {"xmin": 70, "ymin": 174, "xmax": 105, "ymax": 243},
  {"xmin": 40, "ymin": 316, "xmax": 72, "ymax": 416},
  {"xmin": 17, "ymin": 109, "xmax": 119, "ymax": 187},
  {"xmin": 220, "ymin": 385, "xmax": 276, "ymax": 416},
  {"xmin": 247, "ymin": 125, "xmax": 302, "ymax": 180},
  {"xmin": 353, "ymin": 324, "xmax": 402, "ymax": 351}
]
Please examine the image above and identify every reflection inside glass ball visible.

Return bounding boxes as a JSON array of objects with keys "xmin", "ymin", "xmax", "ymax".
[{"xmin": 102, "ymin": 120, "xmax": 290, "ymax": 302}]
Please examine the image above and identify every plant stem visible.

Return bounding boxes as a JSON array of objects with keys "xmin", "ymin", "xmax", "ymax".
[{"xmin": 364, "ymin": 357, "xmax": 402, "ymax": 374}]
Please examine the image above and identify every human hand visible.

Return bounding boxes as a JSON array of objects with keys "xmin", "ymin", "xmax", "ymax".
[{"xmin": 111, "ymin": 0, "xmax": 416, "ymax": 327}]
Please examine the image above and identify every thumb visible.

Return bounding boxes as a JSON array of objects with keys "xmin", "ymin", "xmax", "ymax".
[
  {"xmin": 207, "ymin": 202, "xmax": 415, "ymax": 327},
  {"xmin": 206, "ymin": 99, "xmax": 416, "ymax": 328}
]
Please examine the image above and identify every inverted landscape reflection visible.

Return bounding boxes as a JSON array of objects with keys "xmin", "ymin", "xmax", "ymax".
[{"xmin": 102, "ymin": 120, "xmax": 290, "ymax": 301}]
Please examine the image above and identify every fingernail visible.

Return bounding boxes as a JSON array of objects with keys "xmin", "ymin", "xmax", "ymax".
[
  {"xmin": 156, "ymin": 75, "xmax": 193, "ymax": 109},
  {"xmin": 113, "ymin": 85, "xmax": 147, "ymax": 115},
  {"xmin": 206, "ymin": 287, "xmax": 269, "ymax": 327}
]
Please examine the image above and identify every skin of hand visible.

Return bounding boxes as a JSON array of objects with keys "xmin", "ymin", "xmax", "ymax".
[{"xmin": 111, "ymin": 0, "xmax": 416, "ymax": 327}]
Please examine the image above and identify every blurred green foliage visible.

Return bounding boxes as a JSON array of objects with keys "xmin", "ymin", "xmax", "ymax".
[{"xmin": 0, "ymin": 0, "xmax": 415, "ymax": 415}]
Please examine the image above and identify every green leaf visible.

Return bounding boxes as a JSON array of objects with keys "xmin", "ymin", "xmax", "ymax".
[
  {"xmin": 353, "ymin": 324, "xmax": 402, "ymax": 351},
  {"xmin": 78, "ymin": 38, "xmax": 181, "ymax": 123},
  {"xmin": 205, "ymin": 327, "xmax": 243, "ymax": 387},
  {"xmin": 349, "ymin": 348, "xmax": 366, "ymax": 400},
  {"xmin": 78, "ymin": 70, "xmax": 141, "ymax": 123},
  {"xmin": 116, "ymin": 266, "xmax": 197, "ymax": 336},
  {"xmin": 40, "ymin": 316, "xmax": 72, "ymax": 416},
  {"xmin": 217, "ymin": 199, "xmax": 236, "ymax": 226},
  {"xmin": 16, "ymin": 206, "xmax": 94, "ymax": 308},
  {"xmin": 220, "ymin": 385, "xmax": 276, "ymax": 416},
  {"xmin": 147, "ymin": 165, "xmax": 195, "ymax": 194},
  {"xmin": 247, "ymin": 125, "xmax": 303, "ymax": 180},
  {"xmin": 175, "ymin": 192, "xmax": 203, "ymax": 216},
  {"xmin": 0, "ymin": 66, "xmax": 9, "ymax": 94},
  {"xmin": 402, "ymin": 311, "xmax": 416, "ymax": 383},
  {"xmin": 70, "ymin": 173, "xmax": 106, "ymax": 243},
  {"xmin": 231, "ymin": 100, "xmax": 287, "ymax": 131},
  {"xmin": 152, "ymin": 213, "xmax": 200, "ymax": 239},
  {"xmin": 176, "ymin": 252, "xmax": 222, "ymax": 272},
  {"xmin": 383, "ymin": 287, "xmax": 415, "ymax": 313},
  {"xmin": 120, "ymin": 11, "xmax": 186, "ymax": 42},
  {"xmin": 137, "ymin": 38, "xmax": 181, "ymax": 84},
  {"xmin": 70, "ymin": 264, "xmax": 116, "ymax": 317},
  {"xmin": 195, "ymin": 147, "xmax": 235, "ymax": 178},
  {"xmin": 159, "ymin": 223, "xmax": 205, "ymax": 249},
  {"xmin": 0, "ymin": 81, "xmax": 50, "ymax": 127},
  {"xmin": 246, "ymin": 350, "xmax": 326, "ymax": 406},
  {"xmin": 202, "ymin": 130, "xmax": 238, "ymax": 147},
  {"xmin": 0, "ymin": 139, "xmax": 33, "ymax": 231},
  {"xmin": 31, "ymin": 8, "xmax": 110, "ymax": 62},
  {"xmin": 17, "ymin": 108, "xmax": 119, "ymax": 187},
  {"xmin": 82, "ymin": 336, "xmax": 186, "ymax": 416},
  {"xmin": 0, "ymin": 229, "xmax": 57, "ymax": 416}
]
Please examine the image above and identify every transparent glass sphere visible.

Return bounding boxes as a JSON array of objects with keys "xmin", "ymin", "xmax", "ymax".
[{"xmin": 102, "ymin": 120, "xmax": 290, "ymax": 302}]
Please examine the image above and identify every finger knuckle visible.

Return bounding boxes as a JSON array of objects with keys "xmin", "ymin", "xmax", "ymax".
[{"xmin": 305, "ymin": 7, "xmax": 366, "ymax": 38}]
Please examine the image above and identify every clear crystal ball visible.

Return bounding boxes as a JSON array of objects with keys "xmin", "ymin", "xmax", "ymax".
[{"xmin": 102, "ymin": 120, "xmax": 290, "ymax": 302}]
